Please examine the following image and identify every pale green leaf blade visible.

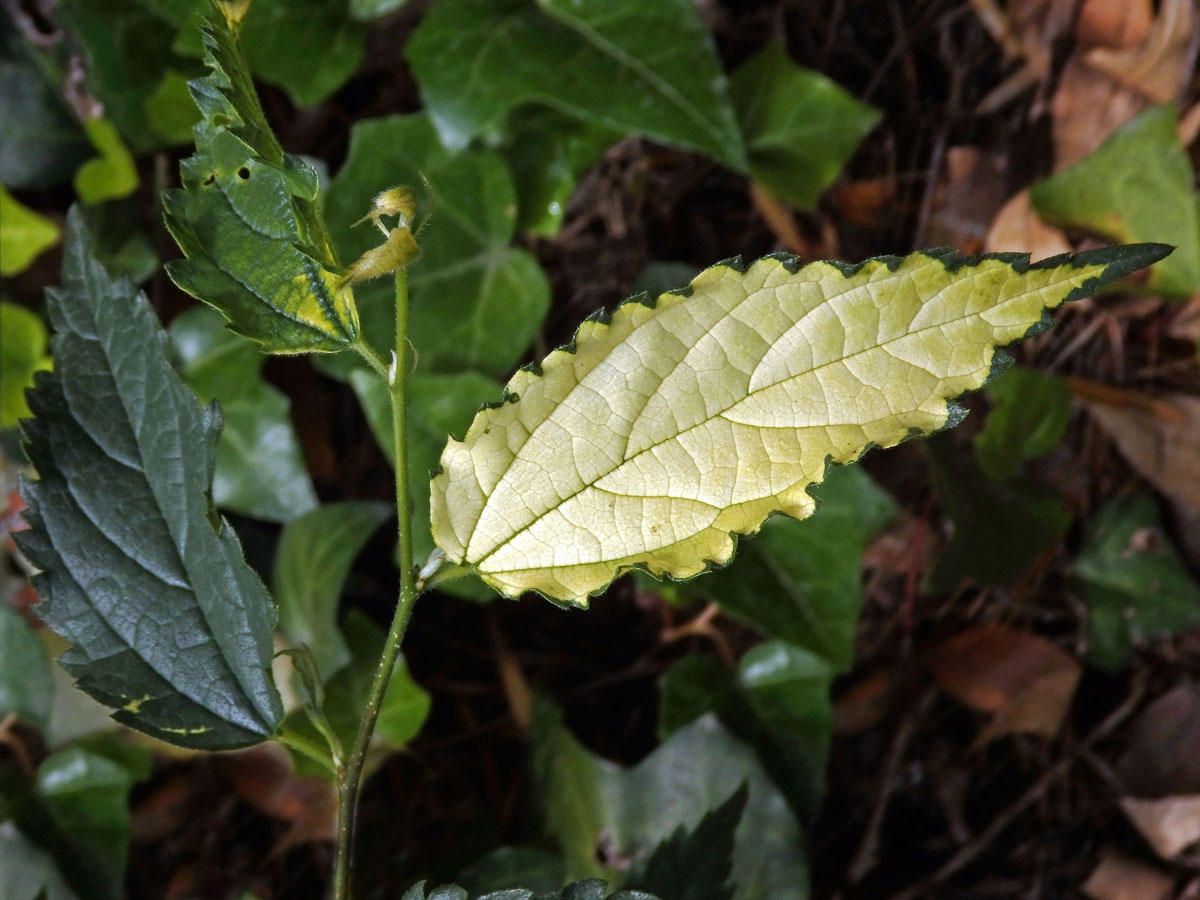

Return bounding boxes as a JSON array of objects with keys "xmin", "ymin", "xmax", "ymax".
[
  {"xmin": 273, "ymin": 502, "xmax": 391, "ymax": 678},
  {"xmin": 1, "ymin": 301, "xmax": 54, "ymax": 427},
  {"xmin": 170, "ymin": 306, "xmax": 318, "ymax": 521},
  {"xmin": 1073, "ymin": 494, "xmax": 1200, "ymax": 669},
  {"xmin": 405, "ymin": 0, "xmax": 746, "ymax": 170},
  {"xmin": 73, "ymin": 118, "xmax": 138, "ymax": 205},
  {"xmin": 432, "ymin": 245, "xmax": 1169, "ymax": 604},
  {"xmin": 730, "ymin": 42, "xmax": 879, "ymax": 210},
  {"xmin": 15, "ymin": 208, "xmax": 284, "ymax": 749},
  {"xmin": 162, "ymin": 6, "xmax": 358, "ymax": 354},
  {"xmin": 0, "ymin": 604, "xmax": 53, "ymax": 731},
  {"xmin": 1031, "ymin": 104, "xmax": 1200, "ymax": 297},
  {"xmin": 0, "ymin": 186, "xmax": 60, "ymax": 277}
]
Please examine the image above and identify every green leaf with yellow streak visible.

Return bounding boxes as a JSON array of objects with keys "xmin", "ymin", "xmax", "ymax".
[
  {"xmin": 432, "ymin": 245, "xmax": 1170, "ymax": 604},
  {"xmin": 162, "ymin": 4, "xmax": 358, "ymax": 354}
]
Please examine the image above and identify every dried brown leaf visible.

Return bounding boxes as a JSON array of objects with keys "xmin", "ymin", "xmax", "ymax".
[
  {"xmin": 1081, "ymin": 392, "xmax": 1200, "ymax": 514},
  {"xmin": 985, "ymin": 190, "xmax": 1072, "ymax": 259},
  {"xmin": 1117, "ymin": 683, "xmax": 1200, "ymax": 797},
  {"xmin": 1076, "ymin": 0, "xmax": 1153, "ymax": 50},
  {"xmin": 1082, "ymin": 850, "xmax": 1174, "ymax": 900},
  {"xmin": 924, "ymin": 625, "xmax": 1081, "ymax": 741},
  {"xmin": 1085, "ymin": 0, "xmax": 1195, "ymax": 103},
  {"xmin": 1121, "ymin": 795, "xmax": 1200, "ymax": 864}
]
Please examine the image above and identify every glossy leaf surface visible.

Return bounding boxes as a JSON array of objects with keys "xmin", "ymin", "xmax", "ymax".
[
  {"xmin": 0, "ymin": 301, "xmax": 54, "ymax": 427},
  {"xmin": 1032, "ymin": 104, "xmax": 1200, "ymax": 296},
  {"xmin": 162, "ymin": 6, "xmax": 358, "ymax": 354},
  {"xmin": 533, "ymin": 699, "xmax": 806, "ymax": 898},
  {"xmin": 730, "ymin": 42, "xmax": 878, "ymax": 209},
  {"xmin": 1074, "ymin": 493, "xmax": 1200, "ymax": 668},
  {"xmin": 0, "ymin": 186, "xmax": 60, "ymax": 276},
  {"xmin": 273, "ymin": 501, "xmax": 390, "ymax": 678},
  {"xmin": 0, "ymin": 604, "xmax": 53, "ymax": 730},
  {"xmin": 433, "ymin": 245, "xmax": 1168, "ymax": 603},
  {"xmin": 17, "ymin": 210, "xmax": 284, "ymax": 749},
  {"xmin": 170, "ymin": 306, "xmax": 318, "ymax": 522},
  {"xmin": 406, "ymin": 0, "xmax": 746, "ymax": 170}
]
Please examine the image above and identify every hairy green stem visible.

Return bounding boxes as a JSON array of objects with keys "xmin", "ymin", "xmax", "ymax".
[{"xmin": 332, "ymin": 269, "xmax": 420, "ymax": 900}]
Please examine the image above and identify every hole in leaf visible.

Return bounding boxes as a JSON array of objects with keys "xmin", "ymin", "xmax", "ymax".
[
  {"xmin": 237, "ymin": 166, "xmax": 250, "ymax": 180},
  {"xmin": 202, "ymin": 174, "xmax": 216, "ymax": 186}
]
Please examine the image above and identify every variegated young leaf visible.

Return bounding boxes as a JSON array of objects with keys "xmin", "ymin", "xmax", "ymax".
[
  {"xmin": 162, "ymin": 4, "xmax": 358, "ymax": 354},
  {"xmin": 431, "ymin": 245, "xmax": 1170, "ymax": 604}
]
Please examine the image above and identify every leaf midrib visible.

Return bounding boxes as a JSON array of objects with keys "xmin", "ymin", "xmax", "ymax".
[{"xmin": 468, "ymin": 262, "xmax": 1086, "ymax": 569}]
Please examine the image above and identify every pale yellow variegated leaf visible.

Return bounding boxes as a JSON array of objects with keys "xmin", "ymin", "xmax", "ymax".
[{"xmin": 431, "ymin": 245, "xmax": 1169, "ymax": 604}]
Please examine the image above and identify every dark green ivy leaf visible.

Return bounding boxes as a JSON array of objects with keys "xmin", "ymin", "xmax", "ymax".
[
  {"xmin": 16, "ymin": 208, "xmax": 284, "ymax": 750},
  {"xmin": 162, "ymin": 4, "xmax": 359, "ymax": 354},
  {"xmin": 1073, "ymin": 493, "xmax": 1200, "ymax": 669},
  {"xmin": 405, "ymin": 0, "xmax": 746, "ymax": 171}
]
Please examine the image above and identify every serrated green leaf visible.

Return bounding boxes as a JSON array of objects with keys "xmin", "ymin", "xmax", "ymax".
[
  {"xmin": 1073, "ymin": 493, "xmax": 1200, "ymax": 669},
  {"xmin": 1, "ymin": 187, "xmax": 60, "ymax": 277},
  {"xmin": 325, "ymin": 113, "xmax": 550, "ymax": 375},
  {"xmin": 683, "ymin": 465, "xmax": 895, "ymax": 671},
  {"xmin": 730, "ymin": 42, "xmax": 879, "ymax": 210},
  {"xmin": 170, "ymin": 306, "xmax": 318, "ymax": 521},
  {"xmin": 15, "ymin": 208, "xmax": 284, "ymax": 749},
  {"xmin": 433, "ymin": 245, "xmax": 1168, "ymax": 604},
  {"xmin": 405, "ymin": 0, "xmax": 746, "ymax": 171},
  {"xmin": 973, "ymin": 366, "xmax": 1071, "ymax": 481},
  {"xmin": 459, "ymin": 847, "xmax": 566, "ymax": 895},
  {"xmin": 926, "ymin": 434, "xmax": 1070, "ymax": 593},
  {"xmin": 273, "ymin": 501, "xmax": 390, "ymax": 678},
  {"xmin": 162, "ymin": 5, "xmax": 359, "ymax": 354},
  {"xmin": 1, "ymin": 301, "xmax": 54, "ymax": 427},
  {"xmin": 0, "ymin": 604, "xmax": 53, "ymax": 731},
  {"xmin": 659, "ymin": 642, "xmax": 834, "ymax": 822},
  {"xmin": 533, "ymin": 697, "xmax": 806, "ymax": 899},
  {"xmin": 1031, "ymin": 104, "xmax": 1200, "ymax": 297},
  {"xmin": 73, "ymin": 118, "xmax": 138, "ymax": 205},
  {"xmin": 625, "ymin": 784, "xmax": 743, "ymax": 900},
  {"xmin": 0, "ymin": 20, "xmax": 92, "ymax": 188}
]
